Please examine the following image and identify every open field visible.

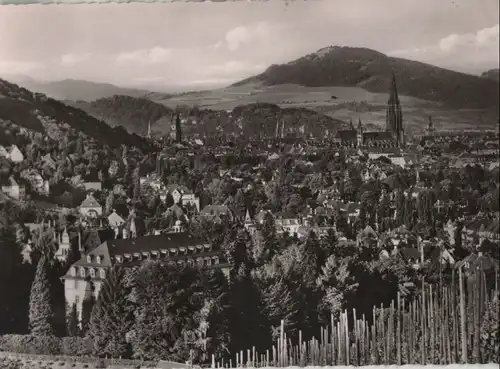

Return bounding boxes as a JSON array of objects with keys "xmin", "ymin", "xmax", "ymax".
[{"xmin": 151, "ymin": 83, "xmax": 498, "ymax": 134}]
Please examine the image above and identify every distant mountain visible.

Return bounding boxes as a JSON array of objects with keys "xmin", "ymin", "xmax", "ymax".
[
  {"xmin": 0, "ymin": 78, "xmax": 150, "ymax": 150},
  {"xmin": 233, "ymin": 46, "xmax": 499, "ymax": 110},
  {"xmin": 481, "ymin": 68, "xmax": 500, "ymax": 82},
  {"xmin": 6, "ymin": 77, "xmax": 160, "ymax": 102},
  {"xmin": 68, "ymin": 95, "xmax": 175, "ymax": 136}
]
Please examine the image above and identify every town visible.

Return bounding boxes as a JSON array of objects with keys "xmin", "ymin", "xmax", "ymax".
[{"xmin": 0, "ymin": 69, "xmax": 498, "ymax": 369}]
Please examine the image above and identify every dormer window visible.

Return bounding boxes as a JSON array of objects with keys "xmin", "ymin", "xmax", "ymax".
[
  {"xmin": 96, "ymin": 255, "xmax": 101, "ymax": 264},
  {"xmin": 86, "ymin": 255, "xmax": 92, "ymax": 263},
  {"xmin": 99, "ymin": 269, "xmax": 106, "ymax": 279}
]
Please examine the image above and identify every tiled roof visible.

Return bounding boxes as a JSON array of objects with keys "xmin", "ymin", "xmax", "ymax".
[
  {"xmin": 337, "ymin": 130, "xmax": 357, "ymax": 141},
  {"xmin": 363, "ymin": 131, "xmax": 393, "ymax": 141},
  {"xmin": 80, "ymin": 194, "xmax": 102, "ymax": 208},
  {"xmin": 200, "ymin": 205, "xmax": 232, "ymax": 217}
]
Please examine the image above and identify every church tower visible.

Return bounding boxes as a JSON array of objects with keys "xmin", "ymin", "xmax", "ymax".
[
  {"xmin": 356, "ymin": 118, "xmax": 363, "ymax": 147},
  {"xmin": 386, "ymin": 70, "xmax": 404, "ymax": 147},
  {"xmin": 425, "ymin": 116, "xmax": 435, "ymax": 136},
  {"xmin": 175, "ymin": 113, "xmax": 182, "ymax": 143}
]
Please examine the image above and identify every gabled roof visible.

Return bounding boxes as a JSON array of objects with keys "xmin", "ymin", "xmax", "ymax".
[{"xmin": 80, "ymin": 194, "xmax": 102, "ymax": 208}]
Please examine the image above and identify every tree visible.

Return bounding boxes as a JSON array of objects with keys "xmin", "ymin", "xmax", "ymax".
[
  {"xmin": 29, "ymin": 255, "xmax": 54, "ymax": 336},
  {"xmin": 80, "ymin": 280, "xmax": 95, "ymax": 335},
  {"xmin": 67, "ymin": 303, "xmax": 79, "ymax": 337},
  {"xmin": 480, "ymin": 292, "xmax": 499, "ymax": 363},
  {"xmin": 131, "ymin": 262, "xmax": 205, "ymax": 362},
  {"xmin": 317, "ymin": 256, "xmax": 359, "ymax": 320},
  {"xmin": 88, "ymin": 266, "xmax": 134, "ymax": 358},
  {"xmin": 258, "ymin": 271, "xmax": 299, "ymax": 341},
  {"xmin": 105, "ymin": 192, "xmax": 115, "ymax": 215}
]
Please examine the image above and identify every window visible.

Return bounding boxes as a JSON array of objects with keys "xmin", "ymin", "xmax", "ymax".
[
  {"xmin": 71, "ymin": 267, "xmax": 77, "ymax": 277},
  {"xmin": 96, "ymin": 256, "xmax": 101, "ymax": 264},
  {"xmin": 86, "ymin": 255, "xmax": 92, "ymax": 263},
  {"xmin": 99, "ymin": 269, "xmax": 106, "ymax": 279},
  {"xmin": 80, "ymin": 268, "xmax": 86, "ymax": 278},
  {"xmin": 90, "ymin": 268, "xmax": 95, "ymax": 278},
  {"xmin": 75, "ymin": 295, "xmax": 80, "ymax": 306}
]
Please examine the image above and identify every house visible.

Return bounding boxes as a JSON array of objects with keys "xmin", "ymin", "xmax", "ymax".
[
  {"xmin": 165, "ymin": 185, "xmax": 200, "ymax": 211},
  {"xmin": 62, "ymin": 233, "xmax": 230, "ymax": 319},
  {"xmin": 107, "ymin": 209, "xmax": 126, "ymax": 228},
  {"xmin": 20, "ymin": 169, "xmax": 50, "ymax": 196},
  {"xmin": 200, "ymin": 205, "xmax": 233, "ymax": 222},
  {"xmin": 79, "ymin": 194, "xmax": 103, "ymax": 218},
  {"xmin": 8, "ymin": 145, "xmax": 24, "ymax": 163},
  {"xmin": 275, "ymin": 212, "xmax": 302, "ymax": 235},
  {"xmin": 1, "ymin": 177, "xmax": 25, "ymax": 201}
]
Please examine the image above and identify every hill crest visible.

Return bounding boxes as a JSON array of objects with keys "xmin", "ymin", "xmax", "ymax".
[{"xmin": 233, "ymin": 46, "xmax": 499, "ymax": 110}]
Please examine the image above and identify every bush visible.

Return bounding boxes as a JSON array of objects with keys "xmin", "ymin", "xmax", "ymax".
[
  {"xmin": 61, "ymin": 337, "xmax": 93, "ymax": 357},
  {"xmin": 0, "ymin": 335, "xmax": 61, "ymax": 355}
]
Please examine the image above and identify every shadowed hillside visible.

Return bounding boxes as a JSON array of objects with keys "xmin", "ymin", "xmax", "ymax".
[
  {"xmin": 68, "ymin": 95, "xmax": 175, "ymax": 136},
  {"xmin": 481, "ymin": 68, "xmax": 500, "ymax": 82},
  {"xmin": 233, "ymin": 46, "xmax": 499, "ymax": 110},
  {"xmin": 0, "ymin": 79, "xmax": 151, "ymax": 151}
]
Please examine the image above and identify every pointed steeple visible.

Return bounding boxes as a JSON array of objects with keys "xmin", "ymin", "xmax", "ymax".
[
  {"xmin": 386, "ymin": 69, "xmax": 404, "ymax": 147},
  {"xmin": 349, "ymin": 118, "xmax": 355, "ymax": 130},
  {"xmin": 147, "ymin": 120, "xmax": 151, "ymax": 139}
]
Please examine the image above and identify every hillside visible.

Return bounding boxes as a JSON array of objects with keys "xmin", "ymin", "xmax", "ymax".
[
  {"xmin": 232, "ymin": 46, "xmax": 499, "ymax": 110},
  {"xmin": 70, "ymin": 94, "xmax": 347, "ymax": 138},
  {"xmin": 68, "ymin": 95, "xmax": 175, "ymax": 136},
  {"xmin": 481, "ymin": 68, "xmax": 500, "ymax": 82},
  {"xmin": 8, "ymin": 77, "xmax": 159, "ymax": 102},
  {"xmin": 0, "ymin": 78, "xmax": 151, "ymax": 151}
]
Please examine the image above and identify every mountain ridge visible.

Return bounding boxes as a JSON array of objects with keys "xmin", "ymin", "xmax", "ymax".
[
  {"xmin": 5, "ymin": 77, "xmax": 165, "ymax": 102},
  {"xmin": 232, "ymin": 46, "xmax": 499, "ymax": 110}
]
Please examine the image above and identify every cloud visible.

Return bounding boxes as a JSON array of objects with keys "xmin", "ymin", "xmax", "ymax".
[
  {"xmin": 0, "ymin": 60, "xmax": 44, "ymax": 76},
  {"xmin": 224, "ymin": 21, "xmax": 280, "ymax": 51},
  {"xmin": 59, "ymin": 53, "xmax": 92, "ymax": 66},
  {"xmin": 116, "ymin": 47, "xmax": 172, "ymax": 65},
  {"xmin": 389, "ymin": 24, "xmax": 499, "ymax": 71}
]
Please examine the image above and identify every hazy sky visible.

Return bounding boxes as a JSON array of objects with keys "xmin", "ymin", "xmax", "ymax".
[{"xmin": 0, "ymin": 0, "xmax": 498, "ymax": 90}]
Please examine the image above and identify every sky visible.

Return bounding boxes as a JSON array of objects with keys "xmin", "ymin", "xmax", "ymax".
[{"xmin": 0, "ymin": 0, "xmax": 499, "ymax": 91}]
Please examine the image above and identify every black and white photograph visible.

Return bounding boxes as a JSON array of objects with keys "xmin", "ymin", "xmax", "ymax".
[{"xmin": 0, "ymin": 0, "xmax": 499, "ymax": 368}]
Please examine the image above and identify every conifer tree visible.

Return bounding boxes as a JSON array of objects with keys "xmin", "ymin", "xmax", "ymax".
[
  {"xmin": 88, "ymin": 266, "xmax": 133, "ymax": 358},
  {"xmin": 67, "ymin": 303, "xmax": 79, "ymax": 337},
  {"xmin": 80, "ymin": 280, "xmax": 95, "ymax": 335},
  {"xmin": 29, "ymin": 255, "xmax": 54, "ymax": 336}
]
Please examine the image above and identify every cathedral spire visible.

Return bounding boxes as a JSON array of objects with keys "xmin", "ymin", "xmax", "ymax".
[{"xmin": 386, "ymin": 69, "xmax": 404, "ymax": 148}]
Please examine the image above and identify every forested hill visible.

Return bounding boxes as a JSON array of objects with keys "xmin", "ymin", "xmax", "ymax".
[
  {"xmin": 0, "ymin": 79, "xmax": 151, "ymax": 151},
  {"xmin": 68, "ymin": 95, "xmax": 175, "ymax": 136},
  {"xmin": 233, "ymin": 46, "xmax": 500, "ymax": 110},
  {"xmin": 70, "ymin": 95, "xmax": 348, "ymax": 139}
]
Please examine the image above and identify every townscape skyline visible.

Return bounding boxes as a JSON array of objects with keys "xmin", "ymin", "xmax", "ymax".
[{"xmin": 0, "ymin": 0, "xmax": 499, "ymax": 91}]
